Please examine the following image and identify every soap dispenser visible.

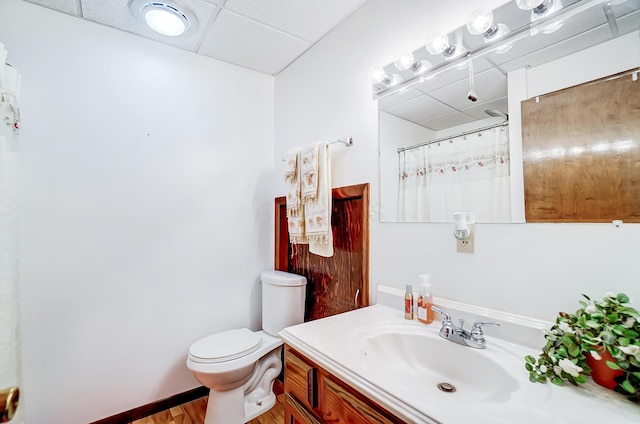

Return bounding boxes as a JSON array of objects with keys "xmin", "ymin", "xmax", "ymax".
[{"xmin": 417, "ymin": 275, "xmax": 434, "ymax": 324}]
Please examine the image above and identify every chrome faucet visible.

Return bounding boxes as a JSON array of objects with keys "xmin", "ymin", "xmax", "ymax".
[{"xmin": 430, "ymin": 306, "xmax": 500, "ymax": 349}]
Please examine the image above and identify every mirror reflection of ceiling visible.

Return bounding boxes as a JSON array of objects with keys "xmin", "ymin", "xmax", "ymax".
[{"xmin": 377, "ymin": 0, "xmax": 640, "ymax": 132}]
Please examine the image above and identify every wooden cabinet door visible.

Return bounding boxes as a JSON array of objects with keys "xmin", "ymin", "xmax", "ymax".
[
  {"xmin": 284, "ymin": 348, "xmax": 320, "ymax": 413},
  {"xmin": 285, "ymin": 393, "xmax": 322, "ymax": 424}
]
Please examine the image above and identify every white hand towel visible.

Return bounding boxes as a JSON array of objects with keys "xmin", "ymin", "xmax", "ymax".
[{"xmin": 307, "ymin": 142, "xmax": 333, "ymax": 257}]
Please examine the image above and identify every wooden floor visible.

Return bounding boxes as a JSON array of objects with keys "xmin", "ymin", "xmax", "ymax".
[{"xmin": 130, "ymin": 393, "xmax": 285, "ymax": 424}]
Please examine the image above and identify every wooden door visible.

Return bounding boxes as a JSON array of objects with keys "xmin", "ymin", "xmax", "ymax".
[
  {"xmin": 522, "ymin": 68, "xmax": 640, "ymax": 222},
  {"xmin": 274, "ymin": 183, "xmax": 370, "ymax": 321}
]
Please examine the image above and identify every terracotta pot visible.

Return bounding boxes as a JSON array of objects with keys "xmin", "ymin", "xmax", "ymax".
[{"xmin": 586, "ymin": 348, "xmax": 625, "ymax": 390}]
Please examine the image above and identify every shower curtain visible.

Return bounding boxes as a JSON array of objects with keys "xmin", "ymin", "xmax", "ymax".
[
  {"xmin": 398, "ymin": 125, "xmax": 511, "ymax": 222},
  {"xmin": 0, "ymin": 42, "xmax": 22, "ymax": 422}
]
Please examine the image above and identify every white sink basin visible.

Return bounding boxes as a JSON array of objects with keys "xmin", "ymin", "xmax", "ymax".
[
  {"xmin": 349, "ymin": 322, "xmax": 519, "ymax": 403},
  {"xmin": 281, "ymin": 304, "xmax": 640, "ymax": 424}
]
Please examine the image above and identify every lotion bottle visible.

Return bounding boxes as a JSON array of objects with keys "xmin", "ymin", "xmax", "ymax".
[
  {"xmin": 417, "ymin": 275, "xmax": 434, "ymax": 324},
  {"xmin": 404, "ymin": 284, "xmax": 414, "ymax": 320}
]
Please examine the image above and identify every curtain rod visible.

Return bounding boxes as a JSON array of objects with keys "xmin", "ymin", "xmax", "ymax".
[{"xmin": 397, "ymin": 121, "xmax": 507, "ymax": 153}]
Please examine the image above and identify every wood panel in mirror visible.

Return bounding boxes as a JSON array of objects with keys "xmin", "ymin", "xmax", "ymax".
[
  {"xmin": 522, "ymin": 69, "xmax": 640, "ymax": 223},
  {"xmin": 275, "ymin": 183, "xmax": 370, "ymax": 321}
]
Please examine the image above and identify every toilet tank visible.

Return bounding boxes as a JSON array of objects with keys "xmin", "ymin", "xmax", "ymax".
[{"xmin": 261, "ymin": 270, "xmax": 307, "ymax": 336}]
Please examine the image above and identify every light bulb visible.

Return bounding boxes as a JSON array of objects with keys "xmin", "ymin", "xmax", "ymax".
[
  {"xmin": 426, "ymin": 32, "xmax": 450, "ymax": 55},
  {"xmin": 426, "ymin": 32, "xmax": 460, "ymax": 58},
  {"xmin": 371, "ymin": 67, "xmax": 388, "ymax": 84},
  {"xmin": 466, "ymin": 8, "xmax": 494, "ymax": 35},
  {"xmin": 528, "ymin": 0, "xmax": 564, "ymax": 35},
  {"xmin": 144, "ymin": 8, "xmax": 186, "ymax": 36},
  {"xmin": 394, "ymin": 51, "xmax": 415, "ymax": 71},
  {"xmin": 371, "ymin": 67, "xmax": 403, "ymax": 87},
  {"xmin": 130, "ymin": 1, "xmax": 197, "ymax": 38},
  {"xmin": 516, "ymin": 0, "xmax": 549, "ymax": 11}
]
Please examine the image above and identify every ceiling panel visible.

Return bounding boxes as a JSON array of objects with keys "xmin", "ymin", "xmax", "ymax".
[
  {"xmin": 23, "ymin": 0, "xmax": 370, "ymax": 75},
  {"xmin": 198, "ymin": 9, "xmax": 311, "ymax": 75},
  {"xmin": 419, "ymin": 112, "xmax": 477, "ymax": 132},
  {"xmin": 24, "ymin": 0, "xmax": 79, "ymax": 15},
  {"xmin": 386, "ymin": 95, "xmax": 456, "ymax": 124},
  {"xmin": 461, "ymin": 96, "xmax": 509, "ymax": 120},
  {"xmin": 224, "ymin": 0, "xmax": 367, "ymax": 42},
  {"xmin": 377, "ymin": 88, "xmax": 422, "ymax": 109},
  {"xmin": 429, "ymin": 68, "xmax": 507, "ymax": 112}
]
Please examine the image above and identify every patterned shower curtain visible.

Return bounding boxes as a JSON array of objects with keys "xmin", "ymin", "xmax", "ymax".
[{"xmin": 398, "ymin": 125, "xmax": 511, "ymax": 222}]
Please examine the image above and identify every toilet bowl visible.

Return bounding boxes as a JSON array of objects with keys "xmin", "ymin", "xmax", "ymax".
[{"xmin": 186, "ymin": 270, "xmax": 306, "ymax": 424}]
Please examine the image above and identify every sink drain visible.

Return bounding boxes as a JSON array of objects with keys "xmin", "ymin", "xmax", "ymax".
[{"xmin": 437, "ymin": 382, "xmax": 456, "ymax": 393}]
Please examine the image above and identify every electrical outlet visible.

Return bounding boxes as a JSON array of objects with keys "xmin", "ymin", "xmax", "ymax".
[{"xmin": 456, "ymin": 224, "xmax": 474, "ymax": 254}]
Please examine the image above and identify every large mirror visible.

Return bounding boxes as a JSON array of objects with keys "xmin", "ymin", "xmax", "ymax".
[{"xmin": 377, "ymin": 0, "xmax": 640, "ymax": 223}]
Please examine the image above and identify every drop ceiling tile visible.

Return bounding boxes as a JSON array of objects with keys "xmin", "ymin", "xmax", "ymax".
[
  {"xmin": 80, "ymin": 0, "xmax": 218, "ymax": 52},
  {"xmin": 24, "ymin": 0, "xmax": 80, "ymax": 15},
  {"xmin": 198, "ymin": 9, "xmax": 310, "ymax": 74},
  {"xmin": 461, "ymin": 96, "xmax": 509, "ymax": 120},
  {"xmin": 419, "ymin": 112, "xmax": 477, "ymax": 132},
  {"xmin": 224, "ymin": 0, "xmax": 367, "ymax": 42},
  {"xmin": 429, "ymin": 67, "xmax": 507, "ymax": 111},
  {"xmin": 385, "ymin": 94, "xmax": 455, "ymax": 124},
  {"xmin": 377, "ymin": 88, "xmax": 422, "ymax": 110},
  {"xmin": 412, "ymin": 57, "xmax": 494, "ymax": 96}
]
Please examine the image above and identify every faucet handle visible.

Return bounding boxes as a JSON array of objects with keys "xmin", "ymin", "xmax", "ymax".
[
  {"xmin": 458, "ymin": 319, "xmax": 465, "ymax": 330},
  {"xmin": 470, "ymin": 321, "xmax": 500, "ymax": 337},
  {"xmin": 430, "ymin": 306, "xmax": 451, "ymax": 323}
]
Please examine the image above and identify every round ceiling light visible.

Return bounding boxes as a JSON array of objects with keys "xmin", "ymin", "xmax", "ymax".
[{"xmin": 129, "ymin": 0, "xmax": 198, "ymax": 37}]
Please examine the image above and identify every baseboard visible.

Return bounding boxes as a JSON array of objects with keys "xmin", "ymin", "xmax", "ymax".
[
  {"xmin": 89, "ymin": 386, "xmax": 209, "ymax": 424},
  {"xmin": 90, "ymin": 378, "xmax": 284, "ymax": 424}
]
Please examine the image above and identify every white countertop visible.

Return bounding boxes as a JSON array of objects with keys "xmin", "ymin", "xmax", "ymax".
[{"xmin": 279, "ymin": 304, "xmax": 640, "ymax": 424}]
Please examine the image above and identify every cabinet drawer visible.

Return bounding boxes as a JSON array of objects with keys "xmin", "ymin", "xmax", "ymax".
[{"xmin": 284, "ymin": 348, "xmax": 320, "ymax": 412}]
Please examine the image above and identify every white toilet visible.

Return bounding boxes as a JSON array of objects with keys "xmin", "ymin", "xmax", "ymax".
[{"xmin": 186, "ymin": 270, "xmax": 307, "ymax": 424}]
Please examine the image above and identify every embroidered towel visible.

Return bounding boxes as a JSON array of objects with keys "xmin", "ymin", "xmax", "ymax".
[
  {"xmin": 300, "ymin": 143, "xmax": 319, "ymax": 201},
  {"xmin": 307, "ymin": 142, "xmax": 333, "ymax": 257},
  {"xmin": 284, "ymin": 148, "xmax": 301, "ymax": 218},
  {"xmin": 284, "ymin": 148, "xmax": 307, "ymax": 244}
]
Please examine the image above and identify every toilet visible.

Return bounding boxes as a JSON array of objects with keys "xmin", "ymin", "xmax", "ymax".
[{"xmin": 186, "ymin": 270, "xmax": 307, "ymax": 424}]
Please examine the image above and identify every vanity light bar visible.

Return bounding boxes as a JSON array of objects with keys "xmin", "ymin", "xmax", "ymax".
[{"xmin": 372, "ymin": 0, "xmax": 604, "ymax": 99}]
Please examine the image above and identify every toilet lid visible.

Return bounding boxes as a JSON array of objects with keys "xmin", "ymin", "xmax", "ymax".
[{"xmin": 189, "ymin": 328, "xmax": 261, "ymax": 363}]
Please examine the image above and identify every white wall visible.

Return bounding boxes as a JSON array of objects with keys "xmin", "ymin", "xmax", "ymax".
[
  {"xmin": 0, "ymin": 1, "xmax": 274, "ymax": 423},
  {"xmin": 275, "ymin": 0, "xmax": 640, "ymax": 321}
]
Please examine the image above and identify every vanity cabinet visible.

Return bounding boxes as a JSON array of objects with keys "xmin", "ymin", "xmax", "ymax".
[{"xmin": 284, "ymin": 345, "xmax": 404, "ymax": 424}]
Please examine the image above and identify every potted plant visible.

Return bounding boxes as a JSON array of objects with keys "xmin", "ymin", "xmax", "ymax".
[{"xmin": 525, "ymin": 292, "xmax": 640, "ymax": 401}]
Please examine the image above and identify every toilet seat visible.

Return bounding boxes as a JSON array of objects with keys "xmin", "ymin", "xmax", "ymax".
[{"xmin": 188, "ymin": 328, "xmax": 261, "ymax": 364}]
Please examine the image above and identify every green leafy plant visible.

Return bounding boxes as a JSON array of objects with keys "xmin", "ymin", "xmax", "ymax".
[{"xmin": 525, "ymin": 292, "xmax": 640, "ymax": 400}]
